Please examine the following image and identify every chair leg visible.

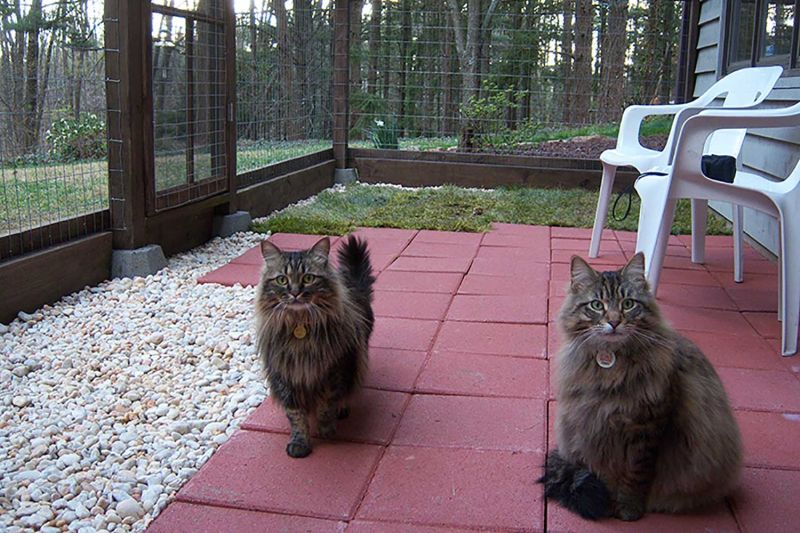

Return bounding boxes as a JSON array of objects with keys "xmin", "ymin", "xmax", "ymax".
[
  {"xmin": 691, "ymin": 199, "xmax": 707, "ymax": 264},
  {"xmin": 589, "ymin": 162, "xmax": 617, "ymax": 258},
  {"xmin": 634, "ymin": 177, "xmax": 672, "ymax": 296},
  {"xmin": 648, "ymin": 200, "xmax": 677, "ymax": 295},
  {"xmin": 732, "ymin": 204, "xmax": 744, "ymax": 283},
  {"xmin": 779, "ymin": 215, "xmax": 798, "ymax": 356}
]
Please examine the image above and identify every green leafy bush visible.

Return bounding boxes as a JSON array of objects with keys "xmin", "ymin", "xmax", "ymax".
[
  {"xmin": 459, "ymin": 81, "xmax": 541, "ymax": 150},
  {"xmin": 45, "ymin": 113, "xmax": 107, "ymax": 161}
]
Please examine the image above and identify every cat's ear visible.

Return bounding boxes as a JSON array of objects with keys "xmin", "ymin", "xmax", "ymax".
[
  {"xmin": 310, "ymin": 237, "xmax": 331, "ymax": 259},
  {"xmin": 621, "ymin": 252, "xmax": 648, "ymax": 288},
  {"xmin": 260, "ymin": 239, "xmax": 282, "ymax": 260},
  {"xmin": 570, "ymin": 255, "xmax": 598, "ymax": 292}
]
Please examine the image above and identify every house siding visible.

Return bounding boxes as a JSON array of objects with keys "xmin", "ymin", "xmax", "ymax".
[{"xmin": 692, "ymin": 0, "xmax": 800, "ymax": 256}]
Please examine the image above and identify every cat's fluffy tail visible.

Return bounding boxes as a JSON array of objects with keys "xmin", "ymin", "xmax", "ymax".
[
  {"xmin": 337, "ymin": 235, "xmax": 376, "ymax": 314},
  {"xmin": 539, "ymin": 450, "xmax": 612, "ymax": 520}
]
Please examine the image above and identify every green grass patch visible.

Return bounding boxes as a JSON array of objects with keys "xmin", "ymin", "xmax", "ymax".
[{"xmin": 252, "ymin": 182, "xmax": 732, "ymax": 237}]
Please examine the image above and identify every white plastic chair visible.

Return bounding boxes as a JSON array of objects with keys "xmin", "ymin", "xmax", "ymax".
[
  {"xmin": 634, "ymin": 102, "xmax": 800, "ymax": 356},
  {"xmin": 589, "ymin": 66, "xmax": 783, "ymax": 283}
]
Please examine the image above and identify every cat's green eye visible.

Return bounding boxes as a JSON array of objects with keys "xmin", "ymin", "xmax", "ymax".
[
  {"xmin": 275, "ymin": 275, "xmax": 289, "ymax": 286},
  {"xmin": 302, "ymin": 274, "xmax": 315, "ymax": 284},
  {"xmin": 589, "ymin": 300, "xmax": 604, "ymax": 311},
  {"xmin": 622, "ymin": 299, "xmax": 636, "ymax": 310}
]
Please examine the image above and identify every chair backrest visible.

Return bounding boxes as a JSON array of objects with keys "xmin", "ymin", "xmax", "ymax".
[{"xmin": 696, "ymin": 66, "xmax": 783, "ymax": 156}]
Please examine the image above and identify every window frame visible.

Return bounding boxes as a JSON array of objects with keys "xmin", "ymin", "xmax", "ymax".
[{"xmin": 724, "ymin": 0, "xmax": 800, "ymax": 73}]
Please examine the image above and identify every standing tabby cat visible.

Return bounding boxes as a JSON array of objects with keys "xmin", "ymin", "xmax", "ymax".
[
  {"xmin": 255, "ymin": 235, "xmax": 375, "ymax": 458},
  {"xmin": 541, "ymin": 252, "xmax": 741, "ymax": 521}
]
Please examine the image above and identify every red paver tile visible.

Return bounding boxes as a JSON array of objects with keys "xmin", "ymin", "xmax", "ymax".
[
  {"xmin": 731, "ymin": 468, "xmax": 800, "ymax": 532},
  {"xmin": 446, "ymin": 294, "xmax": 547, "ymax": 324},
  {"xmin": 371, "ymin": 317, "xmax": 440, "ymax": 351},
  {"xmin": 659, "ymin": 254, "xmax": 707, "ymax": 270},
  {"xmin": 736, "ymin": 410, "xmax": 800, "ymax": 470},
  {"xmin": 242, "ymin": 388, "xmax": 409, "ymax": 446},
  {"xmin": 230, "ymin": 245, "xmax": 264, "ymax": 266},
  {"xmin": 364, "ymin": 347, "xmax": 428, "ymax": 392},
  {"xmin": 659, "ymin": 304, "xmax": 756, "ymax": 335},
  {"xmin": 267, "ymin": 233, "xmax": 338, "ymax": 251},
  {"xmin": 147, "ymin": 502, "xmax": 346, "ymax": 533},
  {"xmin": 712, "ymin": 271, "xmax": 778, "ymax": 290},
  {"xmin": 353, "ymin": 227, "xmax": 417, "ymax": 244},
  {"xmin": 548, "ymin": 322, "xmax": 562, "ymax": 361},
  {"xmin": 742, "ymin": 311, "xmax": 781, "ymax": 339},
  {"xmin": 412, "ymin": 229, "xmax": 484, "ymax": 245},
  {"xmin": 551, "ymin": 227, "xmax": 593, "ymax": 239},
  {"xmin": 176, "ymin": 430, "xmax": 382, "ymax": 520},
  {"xmin": 387, "ymin": 256, "xmax": 472, "ymax": 273},
  {"xmin": 679, "ymin": 330, "xmax": 786, "ymax": 371},
  {"xmin": 401, "ymin": 241, "xmax": 479, "ymax": 259},
  {"xmin": 393, "ymin": 395, "xmax": 546, "ymax": 452},
  {"xmin": 346, "ymin": 520, "xmax": 472, "ymax": 532},
  {"xmin": 725, "ymin": 286, "xmax": 778, "ymax": 312},
  {"xmin": 434, "ymin": 321, "xmax": 547, "ymax": 358},
  {"xmin": 197, "ymin": 263, "xmax": 261, "ymax": 287},
  {"xmin": 458, "ymin": 273, "xmax": 548, "ymax": 295},
  {"xmin": 551, "ymin": 249, "xmax": 628, "ymax": 267},
  {"xmin": 481, "ymin": 231, "xmax": 550, "ymax": 248},
  {"xmin": 550, "ymin": 262, "xmax": 572, "ymax": 282},
  {"xmin": 490, "ymin": 222, "xmax": 550, "ymax": 237},
  {"xmin": 553, "ymin": 237, "xmax": 622, "ymax": 253},
  {"xmin": 677, "ymin": 235, "xmax": 734, "ymax": 248},
  {"xmin": 613, "ymin": 230, "xmax": 638, "ymax": 242},
  {"xmin": 357, "ymin": 446, "xmax": 543, "ymax": 531},
  {"xmin": 469, "ymin": 257, "xmax": 550, "ymax": 277},
  {"xmin": 475, "ymin": 245, "xmax": 549, "ymax": 264},
  {"xmin": 415, "ymin": 350, "xmax": 549, "ymax": 399},
  {"xmin": 375, "ymin": 270, "xmax": 463, "ymax": 294},
  {"xmin": 547, "ymin": 500, "xmax": 739, "ymax": 533},
  {"xmin": 655, "ymin": 283, "xmax": 738, "ymax": 310},
  {"xmin": 718, "ymin": 367, "xmax": 800, "ymax": 412},
  {"xmin": 373, "ymin": 291, "xmax": 452, "ymax": 320},
  {"xmin": 657, "ymin": 267, "xmax": 722, "ymax": 286}
]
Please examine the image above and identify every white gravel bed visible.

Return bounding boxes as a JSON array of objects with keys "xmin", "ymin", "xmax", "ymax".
[{"xmin": 0, "ymin": 231, "xmax": 269, "ymax": 533}]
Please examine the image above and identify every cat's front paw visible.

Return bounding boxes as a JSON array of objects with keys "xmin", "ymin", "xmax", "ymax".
[
  {"xmin": 616, "ymin": 504, "xmax": 644, "ymax": 522},
  {"xmin": 286, "ymin": 439, "xmax": 312, "ymax": 458},
  {"xmin": 318, "ymin": 423, "xmax": 337, "ymax": 440}
]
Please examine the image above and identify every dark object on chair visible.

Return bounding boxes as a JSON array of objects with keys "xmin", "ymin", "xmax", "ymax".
[{"xmin": 701, "ymin": 155, "xmax": 737, "ymax": 183}]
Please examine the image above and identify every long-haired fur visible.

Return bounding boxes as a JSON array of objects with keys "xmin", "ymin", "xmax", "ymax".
[
  {"xmin": 255, "ymin": 235, "xmax": 375, "ymax": 457},
  {"xmin": 542, "ymin": 252, "xmax": 741, "ymax": 520}
]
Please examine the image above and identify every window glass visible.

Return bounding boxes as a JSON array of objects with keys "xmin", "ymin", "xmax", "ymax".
[
  {"xmin": 760, "ymin": 0, "xmax": 795, "ymax": 59},
  {"xmin": 731, "ymin": 0, "xmax": 758, "ymax": 64}
]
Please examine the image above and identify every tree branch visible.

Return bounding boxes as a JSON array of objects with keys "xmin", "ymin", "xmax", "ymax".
[{"xmin": 445, "ymin": 0, "xmax": 466, "ymax": 60}]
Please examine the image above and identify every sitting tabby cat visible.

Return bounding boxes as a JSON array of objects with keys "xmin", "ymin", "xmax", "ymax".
[
  {"xmin": 541, "ymin": 252, "xmax": 741, "ymax": 521},
  {"xmin": 255, "ymin": 235, "xmax": 375, "ymax": 458}
]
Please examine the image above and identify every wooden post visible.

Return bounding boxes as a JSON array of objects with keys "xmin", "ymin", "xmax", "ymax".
[
  {"xmin": 105, "ymin": 0, "xmax": 149, "ymax": 249},
  {"xmin": 333, "ymin": 0, "xmax": 350, "ymax": 169},
  {"xmin": 224, "ymin": 0, "xmax": 238, "ymax": 210}
]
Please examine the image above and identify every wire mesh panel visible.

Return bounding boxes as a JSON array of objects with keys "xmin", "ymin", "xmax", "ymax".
[
  {"xmin": 150, "ymin": 0, "xmax": 229, "ymax": 212},
  {"xmin": 235, "ymin": 0, "xmax": 334, "ymax": 186},
  {"xmin": 0, "ymin": 0, "xmax": 110, "ymax": 260},
  {"xmin": 346, "ymin": 0, "xmax": 686, "ymax": 156}
]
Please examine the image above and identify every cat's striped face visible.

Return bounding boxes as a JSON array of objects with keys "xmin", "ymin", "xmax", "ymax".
[
  {"xmin": 560, "ymin": 253, "xmax": 658, "ymax": 347},
  {"xmin": 257, "ymin": 238, "xmax": 336, "ymax": 314}
]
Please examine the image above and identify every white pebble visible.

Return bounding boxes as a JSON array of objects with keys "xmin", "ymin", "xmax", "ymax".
[{"xmin": 115, "ymin": 498, "xmax": 143, "ymax": 519}]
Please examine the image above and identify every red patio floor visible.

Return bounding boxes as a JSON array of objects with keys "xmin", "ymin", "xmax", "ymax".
[{"xmin": 149, "ymin": 225, "xmax": 800, "ymax": 532}]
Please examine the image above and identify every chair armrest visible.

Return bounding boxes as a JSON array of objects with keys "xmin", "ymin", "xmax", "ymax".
[
  {"xmin": 671, "ymin": 103, "xmax": 800, "ymax": 176},
  {"xmin": 617, "ymin": 103, "xmax": 691, "ymax": 149}
]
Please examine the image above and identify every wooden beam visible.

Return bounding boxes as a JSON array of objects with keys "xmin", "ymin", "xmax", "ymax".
[
  {"xmin": 0, "ymin": 211, "xmax": 110, "ymax": 260},
  {"xmin": 332, "ymin": 0, "xmax": 350, "ymax": 169},
  {"xmin": 353, "ymin": 157, "xmax": 637, "ymax": 192},
  {"xmin": 0, "ymin": 233, "xmax": 112, "ymax": 324},
  {"xmin": 237, "ymin": 160, "xmax": 336, "ymax": 218}
]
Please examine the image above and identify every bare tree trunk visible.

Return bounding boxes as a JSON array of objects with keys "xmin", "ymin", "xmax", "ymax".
[
  {"xmin": 350, "ymin": 0, "xmax": 364, "ymax": 93},
  {"xmin": 572, "ymin": 0, "xmax": 593, "ymax": 124},
  {"xmin": 367, "ymin": 0, "xmax": 381, "ymax": 95},
  {"xmin": 597, "ymin": 0, "xmax": 627, "ymax": 123},
  {"xmin": 273, "ymin": 0, "xmax": 297, "ymax": 139},
  {"xmin": 442, "ymin": 11, "xmax": 455, "ymax": 134},
  {"xmin": 398, "ymin": 0, "xmax": 411, "ymax": 130},
  {"xmin": 23, "ymin": 0, "xmax": 41, "ymax": 152},
  {"xmin": 561, "ymin": 0, "xmax": 573, "ymax": 124}
]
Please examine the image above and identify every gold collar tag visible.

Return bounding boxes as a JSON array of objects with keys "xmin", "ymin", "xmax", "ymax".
[
  {"xmin": 293, "ymin": 324, "xmax": 308, "ymax": 339},
  {"xmin": 596, "ymin": 352, "xmax": 616, "ymax": 369}
]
